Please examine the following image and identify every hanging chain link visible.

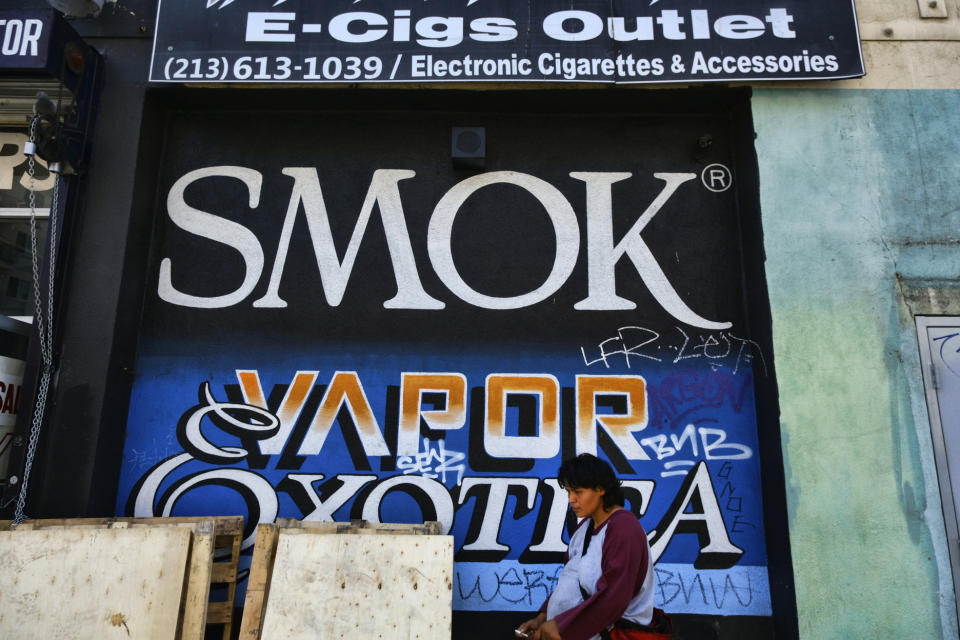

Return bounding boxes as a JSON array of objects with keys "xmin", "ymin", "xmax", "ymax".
[{"xmin": 12, "ymin": 116, "xmax": 61, "ymax": 525}]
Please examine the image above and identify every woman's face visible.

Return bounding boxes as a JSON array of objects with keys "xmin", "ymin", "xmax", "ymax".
[{"xmin": 566, "ymin": 486, "xmax": 606, "ymax": 520}]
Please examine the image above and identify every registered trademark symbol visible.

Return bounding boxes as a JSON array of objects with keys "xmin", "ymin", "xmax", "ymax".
[{"xmin": 701, "ymin": 164, "xmax": 733, "ymax": 192}]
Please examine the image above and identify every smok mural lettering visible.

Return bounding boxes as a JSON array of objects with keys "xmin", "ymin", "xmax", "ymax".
[{"xmin": 157, "ymin": 167, "xmax": 729, "ymax": 330}]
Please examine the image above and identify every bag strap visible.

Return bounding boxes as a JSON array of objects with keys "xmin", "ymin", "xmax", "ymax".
[
  {"xmin": 581, "ymin": 519, "xmax": 595, "ymax": 555},
  {"xmin": 579, "ymin": 519, "xmax": 595, "ymax": 601}
]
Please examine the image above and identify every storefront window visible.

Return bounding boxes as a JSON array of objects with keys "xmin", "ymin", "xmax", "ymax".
[
  {"xmin": 0, "ymin": 216, "xmax": 47, "ymax": 318},
  {"xmin": 917, "ymin": 315, "xmax": 960, "ymax": 621},
  {"xmin": 0, "ymin": 126, "xmax": 53, "ymax": 321}
]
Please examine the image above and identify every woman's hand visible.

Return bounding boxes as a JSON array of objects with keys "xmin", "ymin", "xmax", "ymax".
[
  {"xmin": 515, "ymin": 612, "xmax": 546, "ymax": 637},
  {"xmin": 534, "ymin": 619, "xmax": 561, "ymax": 640}
]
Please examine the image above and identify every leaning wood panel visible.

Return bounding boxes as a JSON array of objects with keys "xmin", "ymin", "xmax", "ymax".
[
  {"xmin": 259, "ymin": 532, "xmax": 453, "ymax": 640},
  {"xmin": 0, "ymin": 527, "xmax": 192, "ymax": 640}
]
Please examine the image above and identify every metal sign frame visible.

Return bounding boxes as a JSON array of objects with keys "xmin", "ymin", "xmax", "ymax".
[{"xmin": 148, "ymin": 0, "xmax": 865, "ymax": 85}]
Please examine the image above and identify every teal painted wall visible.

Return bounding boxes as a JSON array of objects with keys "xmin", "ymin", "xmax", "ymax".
[{"xmin": 752, "ymin": 89, "xmax": 960, "ymax": 639}]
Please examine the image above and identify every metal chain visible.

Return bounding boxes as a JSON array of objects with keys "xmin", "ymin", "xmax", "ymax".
[{"xmin": 12, "ymin": 116, "xmax": 60, "ymax": 525}]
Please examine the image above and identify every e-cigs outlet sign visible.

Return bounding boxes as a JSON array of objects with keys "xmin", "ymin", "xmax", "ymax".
[{"xmin": 150, "ymin": 0, "xmax": 864, "ymax": 84}]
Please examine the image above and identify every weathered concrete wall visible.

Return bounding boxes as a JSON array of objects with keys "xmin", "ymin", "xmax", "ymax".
[{"xmin": 752, "ymin": 88, "xmax": 960, "ymax": 638}]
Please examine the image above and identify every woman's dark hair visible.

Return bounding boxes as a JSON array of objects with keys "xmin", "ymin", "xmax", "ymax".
[{"xmin": 557, "ymin": 454, "xmax": 624, "ymax": 509}]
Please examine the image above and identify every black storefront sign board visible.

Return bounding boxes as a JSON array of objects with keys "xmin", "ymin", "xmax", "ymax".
[
  {"xmin": 0, "ymin": 9, "xmax": 56, "ymax": 73},
  {"xmin": 0, "ymin": 7, "xmax": 101, "ymax": 125},
  {"xmin": 150, "ymin": 0, "xmax": 864, "ymax": 84},
  {"xmin": 0, "ymin": 9, "xmax": 75, "ymax": 77}
]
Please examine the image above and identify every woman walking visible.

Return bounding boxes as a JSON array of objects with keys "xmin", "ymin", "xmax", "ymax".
[{"xmin": 515, "ymin": 454, "xmax": 671, "ymax": 640}]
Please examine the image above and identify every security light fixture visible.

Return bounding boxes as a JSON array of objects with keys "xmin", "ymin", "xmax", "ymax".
[{"xmin": 452, "ymin": 127, "xmax": 486, "ymax": 169}]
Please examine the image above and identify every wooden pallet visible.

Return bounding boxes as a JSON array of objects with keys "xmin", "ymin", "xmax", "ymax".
[
  {"xmin": 238, "ymin": 520, "xmax": 446, "ymax": 640},
  {"xmin": 1, "ymin": 516, "xmax": 243, "ymax": 640}
]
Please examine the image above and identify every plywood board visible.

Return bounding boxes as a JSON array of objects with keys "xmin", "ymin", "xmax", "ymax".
[
  {"xmin": 0, "ymin": 527, "xmax": 192, "ymax": 640},
  {"xmin": 259, "ymin": 532, "xmax": 453, "ymax": 640},
  {"xmin": 5, "ymin": 516, "xmax": 241, "ymax": 640}
]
